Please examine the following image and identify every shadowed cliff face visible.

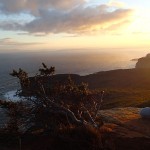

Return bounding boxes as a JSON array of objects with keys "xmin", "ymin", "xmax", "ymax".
[{"xmin": 136, "ymin": 53, "xmax": 150, "ymax": 69}]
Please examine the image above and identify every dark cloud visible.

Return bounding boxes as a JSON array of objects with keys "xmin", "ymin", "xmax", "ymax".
[{"xmin": 0, "ymin": 0, "xmax": 134, "ymax": 35}]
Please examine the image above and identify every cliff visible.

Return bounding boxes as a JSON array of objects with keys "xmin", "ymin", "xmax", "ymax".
[{"xmin": 27, "ymin": 68, "xmax": 150, "ymax": 90}]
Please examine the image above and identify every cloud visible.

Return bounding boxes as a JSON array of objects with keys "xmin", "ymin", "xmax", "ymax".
[
  {"xmin": 0, "ymin": 0, "xmax": 85, "ymax": 14},
  {"xmin": 0, "ymin": 0, "xmax": 134, "ymax": 35},
  {"xmin": 108, "ymin": 0, "xmax": 126, "ymax": 8},
  {"xmin": 0, "ymin": 37, "xmax": 43, "ymax": 46}
]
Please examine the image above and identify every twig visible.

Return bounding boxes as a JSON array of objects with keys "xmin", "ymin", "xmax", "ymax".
[{"xmin": 94, "ymin": 91, "xmax": 104, "ymax": 121}]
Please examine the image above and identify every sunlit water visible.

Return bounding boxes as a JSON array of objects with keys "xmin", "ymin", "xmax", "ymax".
[{"xmin": 0, "ymin": 49, "xmax": 149, "ymax": 100}]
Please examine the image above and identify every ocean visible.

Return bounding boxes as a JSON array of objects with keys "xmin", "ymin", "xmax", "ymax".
[{"xmin": 0, "ymin": 49, "xmax": 149, "ymax": 99}]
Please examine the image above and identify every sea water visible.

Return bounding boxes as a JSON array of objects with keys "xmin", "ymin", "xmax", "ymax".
[{"xmin": 0, "ymin": 49, "xmax": 149, "ymax": 100}]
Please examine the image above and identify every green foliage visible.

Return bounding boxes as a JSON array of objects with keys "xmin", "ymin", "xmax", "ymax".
[
  {"xmin": 10, "ymin": 68, "xmax": 30, "ymax": 89},
  {"xmin": 39, "ymin": 63, "xmax": 55, "ymax": 76},
  {"xmin": 10, "ymin": 68, "xmax": 28, "ymax": 79},
  {"xmin": 0, "ymin": 100, "xmax": 30, "ymax": 134},
  {"xmin": 52, "ymin": 75, "xmax": 89, "ymax": 103}
]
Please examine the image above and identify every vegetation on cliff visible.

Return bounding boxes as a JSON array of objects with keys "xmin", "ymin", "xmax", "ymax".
[
  {"xmin": 0, "ymin": 63, "xmax": 108, "ymax": 150},
  {"xmin": 1, "ymin": 61, "xmax": 150, "ymax": 150}
]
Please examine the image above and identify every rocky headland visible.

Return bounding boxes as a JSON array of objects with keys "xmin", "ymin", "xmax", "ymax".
[{"xmin": 136, "ymin": 53, "xmax": 150, "ymax": 69}]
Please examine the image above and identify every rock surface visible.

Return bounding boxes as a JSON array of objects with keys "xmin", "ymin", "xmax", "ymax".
[
  {"xmin": 100, "ymin": 107, "xmax": 150, "ymax": 137},
  {"xmin": 99, "ymin": 107, "xmax": 150, "ymax": 149}
]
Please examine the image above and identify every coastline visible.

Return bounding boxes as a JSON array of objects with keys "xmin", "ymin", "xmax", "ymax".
[{"xmin": 3, "ymin": 90, "xmax": 21, "ymax": 101}]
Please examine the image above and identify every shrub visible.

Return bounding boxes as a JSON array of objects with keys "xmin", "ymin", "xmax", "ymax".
[{"xmin": 1, "ymin": 63, "xmax": 104, "ymax": 135}]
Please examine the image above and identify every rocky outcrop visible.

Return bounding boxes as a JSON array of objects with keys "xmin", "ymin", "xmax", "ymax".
[
  {"xmin": 136, "ymin": 54, "xmax": 150, "ymax": 69},
  {"xmin": 99, "ymin": 107, "xmax": 150, "ymax": 149},
  {"xmin": 100, "ymin": 107, "xmax": 150, "ymax": 136}
]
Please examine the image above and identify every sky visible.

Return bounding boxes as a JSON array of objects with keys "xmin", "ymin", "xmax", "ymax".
[{"xmin": 0, "ymin": 0, "xmax": 150, "ymax": 51}]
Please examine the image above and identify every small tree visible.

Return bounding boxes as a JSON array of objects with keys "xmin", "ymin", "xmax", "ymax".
[
  {"xmin": 39, "ymin": 63, "xmax": 55, "ymax": 76},
  {"xmin": 3, "ymin": 63, "xmax": 104, "ymax": 134},
  {"xmin": 10, "ymin": 68, "xmax": 30, "ymax": 92}
]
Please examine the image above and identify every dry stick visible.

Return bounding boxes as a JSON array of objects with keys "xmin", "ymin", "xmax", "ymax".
[
  {"xmin": 82, "ymin": 105, "xmax": 98, "ymax": 127},
  {"xmin": 94, "ymin": 91, "xmax": 104, "ymax": 121},
  {"xmin": 37, "ymin": 83, "xmax": 99, "ymax": 127},
  {"xmin": 36, "ymin": 85, "xmax": 85, "ymax": 126}
]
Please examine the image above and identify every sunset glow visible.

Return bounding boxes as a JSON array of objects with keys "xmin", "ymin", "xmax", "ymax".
[{"xmin": 0, "ymin": 0, "xmax": 150, "ymax": 51}]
